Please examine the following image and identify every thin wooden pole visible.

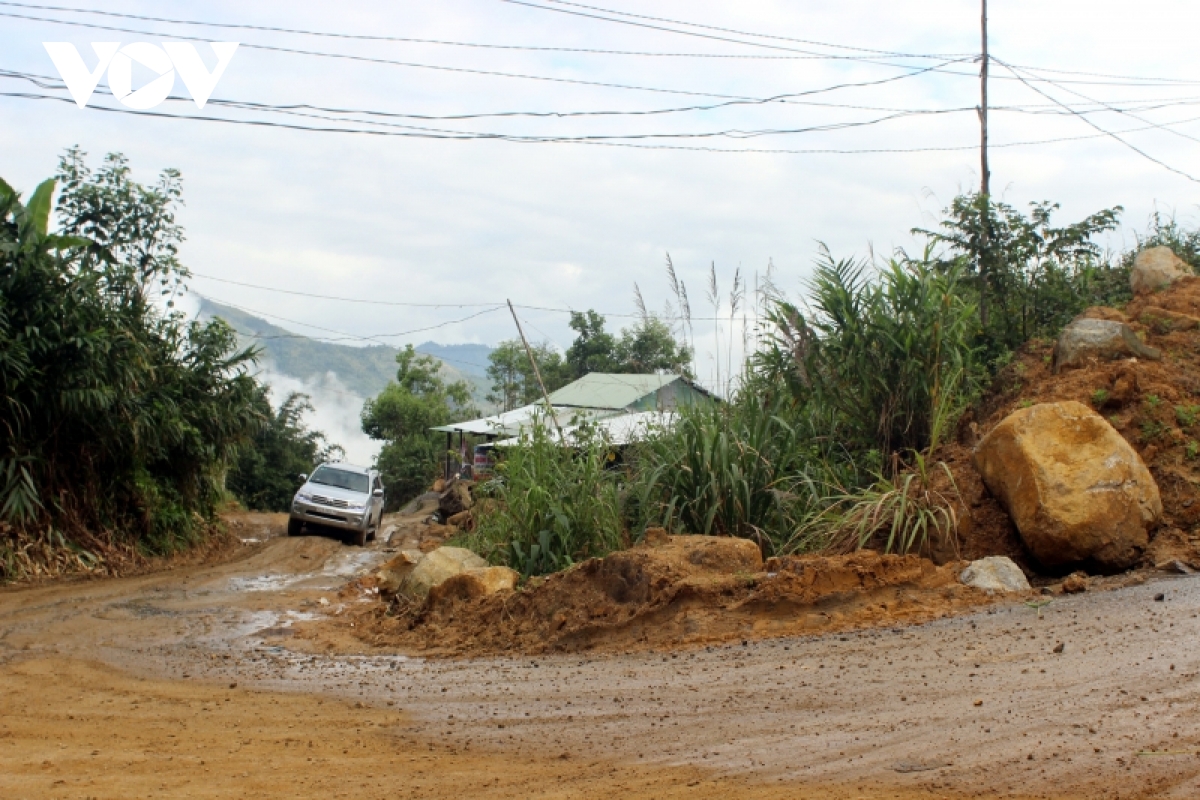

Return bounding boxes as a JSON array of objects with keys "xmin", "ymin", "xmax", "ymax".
[
  {"xmin": 507, "ymin": 299, "xmax": 566, "ymax": 442},
  {"xmin": 977, "ymin": 0, "xmax": 991, "ymax": 328}
]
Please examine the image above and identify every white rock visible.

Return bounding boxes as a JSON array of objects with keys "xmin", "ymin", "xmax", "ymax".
[
  {"xmin": 960, "ymin": 556, "xmax": 1031, "ymax": 593},
  {"xmin": 1052, "ymin": 317, "xmax": 1159, "ymax": 373}
]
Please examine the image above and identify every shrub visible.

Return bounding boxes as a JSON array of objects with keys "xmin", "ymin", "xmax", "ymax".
[
  {"xmin": 789, "ymin": 455, "xmax": 961, "ymax": 556},
  {"xmin": 756, "ymin": 246, "xmax": 980, "ymax": 458},
  {"xmin": 0, "ymin": 153, "xmax": 262, "ymax": 570},
  {"xmin": 624, "ymin": 391, "xmax": 846, "ymax": 553},
  {"xmin": 467, "ymin": 418, "xmax": 623, "ymax": 577}
]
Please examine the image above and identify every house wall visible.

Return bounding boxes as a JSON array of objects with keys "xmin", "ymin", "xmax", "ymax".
[{"xmin": 630, "ymin": 379, "xmax": 713, "ymax": 412}]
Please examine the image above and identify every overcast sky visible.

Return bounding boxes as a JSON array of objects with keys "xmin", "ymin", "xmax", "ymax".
[{"xmin": 4, "ymin": 0, "xmax": 1200, "ymax": 398}]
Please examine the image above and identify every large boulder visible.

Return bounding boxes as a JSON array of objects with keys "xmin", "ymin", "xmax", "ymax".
[
  {"xmin": 959, "ymin": 556, "xmax": 1030, "ymax": 593},
  {"xmin": 1131, "ymin": 246, "xmax": 1193, "ymax": 294},
  {"xmin": 399, "ymin": 546, "xmax": 487, "ymax": 599},
  {"xmin": 427, "ymin": 566, "xmax": 519, "ymax": 606},
  {"xmin": 1052, "ymin": 317, "xmax": 1159, "ymax": 373},
  {"xmin": 972, "ymin": 401, "xmax": 1161, "ymax": 571},
  {"xmin": 375, "ymin": 550, "xmax": 423, "ymax": 594}
]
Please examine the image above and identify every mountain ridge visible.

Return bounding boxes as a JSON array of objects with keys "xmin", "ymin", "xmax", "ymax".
[{"xmin": 196, "ymin": 298, "xmax": 494, "ymax": 402}]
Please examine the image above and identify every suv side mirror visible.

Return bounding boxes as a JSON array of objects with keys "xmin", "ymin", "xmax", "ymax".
[
  {"xmin": 298, "ymin": 473, "xmax": 308, "ymax": 483},
  {"xmin": 372, "ymin": 488, "xmax": 384, "ymax": 497}
]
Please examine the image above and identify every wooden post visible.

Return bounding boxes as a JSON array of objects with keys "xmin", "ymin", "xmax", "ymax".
[
  {"xmin": 506, "ymin": 299, "xmax": 566, "ymax": 443},
  {"xmin": 977, "ymin": 0, "xmax": 991, "ymax": 328}
]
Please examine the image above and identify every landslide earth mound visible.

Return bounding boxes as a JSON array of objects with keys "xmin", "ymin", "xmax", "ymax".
[
  {"xmin": 940, "ymin": 276, "xmax": 1200, "ymax": 572},
  {"xmin": 351, "ymin": 536, "xmax": 994, "ymax": 657}
]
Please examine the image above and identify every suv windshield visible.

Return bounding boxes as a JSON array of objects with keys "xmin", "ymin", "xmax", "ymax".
[{"xmin": 309, "ymin": 466, "xmax": 369, "ymax": 493}]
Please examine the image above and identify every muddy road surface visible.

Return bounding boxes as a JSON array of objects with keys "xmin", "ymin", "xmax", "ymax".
[{"xmin": 2, "ymin": 512, "xmax": 1199, "ymax": 799}]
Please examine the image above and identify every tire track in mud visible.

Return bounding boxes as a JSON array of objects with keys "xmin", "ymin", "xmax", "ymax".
[{"xmin": 2, "ymin": 516, "xmax": 1200, "ymax": 798}]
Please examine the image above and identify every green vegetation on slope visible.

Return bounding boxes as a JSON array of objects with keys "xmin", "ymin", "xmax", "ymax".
[
  {"xmin": 0, "ymin": 150, "xmax": 262, "ymax": 575},
  {"xmin": 473, "ymin": 193, "xmax": 1141, "ymax": 575}
]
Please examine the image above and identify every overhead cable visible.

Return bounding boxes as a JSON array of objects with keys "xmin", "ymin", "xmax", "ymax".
[
  {"xmin": 1004, "ymin": 63, "xmax": 1200, "ymax": 146},
  {"xmin": 518, "ymin": 0, "xmax": 966, "ymax": 59},
  {"xmin": 9, "ymin": 67, "xmax": 1200, "ymax": 126},
  {"xmin": 0, "ymin": 90, "xmax": 972, "ymax": 145},
  {"xmin": 196, "ymin": 293, "xmax": 508, "ymax": 343},
  {"xmin": 10, "ymin": 90, "xmax": 1200, "ymax": 156},
  {"xmin": 0, "ymin": 62, "xmax": 976, "ymax": 121},
  {"xmin": 189, "ymin": 273, "xmax": 743, "ymax": 321},
  {"xmin": 0, "ymin": 0, "xmax": 951, "ymax": 62},
  {"xmin": 0, "ymin": 8, "xmax": 982, "ymax": 100},
  {"xmin": 994, "ymin": 58, "xmax": 1200, "ymax": 184},
  {"xmin": 504, "ymin": 0, "xmax": 1200, "ymax": 87}
]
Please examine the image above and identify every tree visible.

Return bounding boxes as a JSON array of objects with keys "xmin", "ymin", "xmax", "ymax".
[
  {"xmin": 915, "ymin": 193, "xmax": 1123, "ymax": 357},
  {"xmin": 486, "ymin": 339, "xmax": 570, "ymax": 412},
  {"xmin": 565, "ymin": 309, "xmax": 693, "ymax": 379},
  {"xmin": 226, "ymin": 388, "xmax": 342, "ymax": 512},
  {"xmin": 362, "ymin": 345, "xmax": 475, "ymax": 506},
  {"xmin": 565, "ymin": 310, "xmax": 618, "ymax": 378},
  {"xmin": 0, "ymin": 150, "xmax": 262, "ymax": 567},
  {"xmin": 616, "ymin": 317, "xmax": 693, "ymax": 377}
]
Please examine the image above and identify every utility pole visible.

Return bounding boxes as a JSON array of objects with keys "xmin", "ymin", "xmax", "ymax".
[
  {"xmin": 977, "ymin": 0, "xmax": 991, "ymax": 328},
  {"xmin": 506, "ymin": 299, "xmax": 566, "ymax": 443}
]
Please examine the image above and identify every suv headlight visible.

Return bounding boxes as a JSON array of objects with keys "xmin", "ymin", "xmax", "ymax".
[
  {"xmin": 346, "ymin": 500, "xmax": 366, "ymax": 511},
  {"xmin": 296, "ymin": 490, "xmax": 313, "ymax": 502}
]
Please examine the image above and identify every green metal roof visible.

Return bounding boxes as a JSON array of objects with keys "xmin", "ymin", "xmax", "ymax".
[{"xmin": 545, "ymin": 373, "xmax": 684, "ymax": 410}]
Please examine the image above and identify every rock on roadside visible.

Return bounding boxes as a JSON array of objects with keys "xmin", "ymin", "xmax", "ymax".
[
  {"xmin": 972, "ymin": 401, "xmax": 1162, "ymax": 571},
  {"xmin": 1052, "ymin": 317, "xmax": 1160, "ymax": 373},
  {"xmin": 427, "ymin": 566, "xmax": 520, "ymax": 606},
  {"xmin": 399, "ymin": 546, "xmax": 487, "ymax": 599},
  {"xmin": 1130, "ymin": 246, "xmax": 1193, "ymax": 294},
  {"xmin": 375, "ymin": 550, "xmax": 423, "ymax": 594},
  {"xmin": 959, "ymin": 556, "xmax": 1031, "ymax": 593}
]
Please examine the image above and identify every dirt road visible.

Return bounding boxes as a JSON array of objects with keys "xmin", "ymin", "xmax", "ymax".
[{"xmin": 2, "ymin": 513, "xmax": 1199, "ymax": 799}]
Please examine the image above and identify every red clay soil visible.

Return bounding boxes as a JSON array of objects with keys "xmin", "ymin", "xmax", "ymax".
[
  {"xmin": 344, "ymin": 536, "xmax": 997, "ymax": 658},
  {"xmin": 938, "ymin": 276, "xmax": 1200, "ymax": 575}
]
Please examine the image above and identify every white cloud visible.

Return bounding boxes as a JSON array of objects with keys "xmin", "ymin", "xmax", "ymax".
[{"xmin": 254, "ymin": 366, "xmax": 381, "ymax": 468}]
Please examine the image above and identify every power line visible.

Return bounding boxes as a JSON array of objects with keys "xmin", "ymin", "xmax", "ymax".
[
  {"xmin": 0, "ymin": 0, "xmax": 950, "ymax": 62},
  {"xmin": 2, "ymin": 90, "xmax": 977, "ymax": 149},
  {"xmin": 994, "ymin": 58, "xmax": 1200, "ymax": 184},
  {"xmin": 504, "ymin": 0, "xmax": 1200, "ymax": 88},
  {"xmin": 190, "ymin": 272, "xmax": 502, "ymax": 308},
  {"xmin": 11, "ymin": 66, "xmax": 1200, "ymax": 128},
  {"xmin": 997, "ymin": 61, "xmax": 1200, "ymax": 87},
  {"xmin": 11, "ymin": 89, "xmax": 1200, "ymax": 156},
  {"xmin": 0, "ymin": 10, "xmax": 754, "ymax": 100},
  {"xmin": 1, "ymin": 9, "xmax": 982, "ymax": 101},
  {"xmin": 1, "ymin": 61, "xmax": 979, "ymax": 125},
  {"xmin": 520, "ymin": 0, "xmax": 966, "ymax": 59},
  {"xmin": 1006, "ymin": 63, "xmax": 1200, "ymax": 146},
  {"xmin": 196, "ymin": 293, "xmax": 508, "ymax": 342},
  {"xmin": 190, "ymin": 273, "xmax": 749, "ymax": 322},
  {"xmin": 12, "ymin": 4, "xmax": 1194, "ymax": 98}
]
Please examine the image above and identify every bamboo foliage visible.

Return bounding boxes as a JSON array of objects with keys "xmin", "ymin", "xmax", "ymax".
[{"xmin": 0, "ymin": 153, "xmax": 263, "ymax": 577}]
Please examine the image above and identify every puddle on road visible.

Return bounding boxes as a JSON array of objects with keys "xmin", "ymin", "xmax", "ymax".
[
  {"xmin": 226, "ymin": 548, "xmax": 386, "ymax": 594},
  {"xmin": 227, "ymin": 574, "xmax": 302, "ymax": 593}
]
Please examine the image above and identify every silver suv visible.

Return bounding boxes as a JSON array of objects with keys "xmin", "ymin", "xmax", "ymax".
[{"xmin": 288, "ymin": 462, "xmax": 384, "ymax": 547}]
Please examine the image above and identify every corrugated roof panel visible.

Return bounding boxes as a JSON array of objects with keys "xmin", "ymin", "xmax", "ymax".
[
  {"xmin": 430, "ymin": 403, "xmax": 618, "ymax": 435},
  {"xmin": 545, "ymin": 373, "xmax": 681, "ymax": 410}
]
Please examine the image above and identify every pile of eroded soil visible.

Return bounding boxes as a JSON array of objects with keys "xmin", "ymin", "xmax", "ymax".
[
  {"xmin": 938, "ymin": 276, "xmax": 1200, "ymax": 573},
  {"xmin": 348, "ymin": 536, "xmax": 997, "ymax": 657}
]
